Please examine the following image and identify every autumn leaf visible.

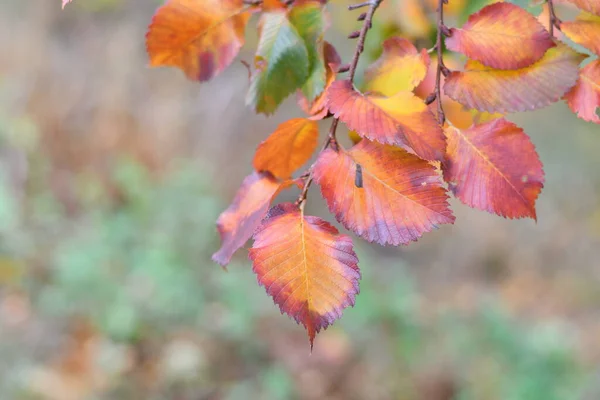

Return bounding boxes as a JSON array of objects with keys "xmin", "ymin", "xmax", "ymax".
[
  {"xmin": 146, "ymin": 0, "xmax": 251, "ymax": 82},
  {"xmin": 363, "ymin": 37, "xmax": 430, "ymax": 96},
  {"xmin": 446, "ymin": 2, "xmax": 555, "ymax": 70},
  {"xmin": 564, "ymin": 0, "xmax": 600, "ymax": 16},
  {"xmin": 213, "ymin": 172, "xmax": 287, "ymax": 266},
  {"xmin": 313, "ymin": 140, "xmax": 455, "ymax": 246},
  {"xmin": 289, "ymin": 2, "xmax": 328, "ymax": 103},
  {"xmin": 246, "ymin": 11, "xmax": 310, "ymax": 114},
  {"xmin": 298, "ymin": 41, "xmax": 341, "ymax": 120},
  {"xmin": 250, "ymin": 203, "xmax": 360, "ymax": 347},
  {"xmin": 561, "ymin": 13, "xmax": 600, "ymax": 56},
  {"xmin": 443, "ymin": 118, "xmax": 544, "ymax": 220},
  {"xmin": 444, "ymin": 44, "xmax": 585, "ymax": 113},
  {"xmin": 327, "ymin": 80, "xmax": 445, "ymax": 160},
  {"xmin": 564, "ymin": 59, "xmax": 600, "ymax": 123},
  {"xmin": 253, "ymin": 118, "xmax": 319, "ymax": 179}
]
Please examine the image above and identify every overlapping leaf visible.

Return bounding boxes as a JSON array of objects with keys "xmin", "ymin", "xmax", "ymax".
[
  {"xmin": 289, "ymin": 2, "xmax": 328, "ymax": 103},
  {"xmin": 146, "ymin": 0, "xmax": 250, "ymax": 82},
  {"xmin": 250, "ymin": 203, "xmax": 360, "ymax": 347},
  {"xmin": 313, "ymin": 140, "xmax": 455, "ymax": 246},
  {"xmin": 444, "ymin": 45, "xmax": 585, "ymax": 113},
  {"xmin": 246, "ymin": 11, "xmax": 310, "ymax": 114},
  {"xmin": 564, "ymin": 60, "xmax": 600, "ymax": 123},
  {"xmin": 443, "ymin": 118, "xmax": 544, "ymax": 219},
  {"xmin": 446, "ymin": 2, "xmax": 554, "ymax": 70},
  {"xmin": 213, "ymin": 172, "xmax": 286, "ymax": 266},
  {"xmin": 565, "ymin": 0, "xmax": 600, "ymax": 16},
  {"xmin": 298, "ymin": 41, "xmax": 341, "ymax": 120},
  {"xmin": 561, "ymin": 13, "xmax": 600, "ymax": 56},
  {"xmin": 327, "ymin": 80, "xmax": 445, "ymax": 160},
  {"xmin": 364, "ymin": 37, "xmax": 430, "ymax": 96},
  {"xmin": 253, "ymin": 118, "xmax": 319, "ymax": 178}
]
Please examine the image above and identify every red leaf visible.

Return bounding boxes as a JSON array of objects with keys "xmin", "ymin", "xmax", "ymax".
[
  {"xmin": 253, "ymin": 118, "xmax": 319, "ymax": 179},
  {"xmin": 443, "ymin": 118, "xmax": 545, "ymax": 220},
  {"xmin": 250, "ymin": 203, "xmax": 360, "ymax": 347},
  {"xmin": 212, "ymin": 172, "xmax": 285, "ymax": 266},
  {"xmin": 446, "ymin": 2, "xmax": 555, "ymax": 70},
  {"xmin": 564, "ymin": 60, "xmax": 600, "ymax": 123},
  {"xmin": 313, "ymin": 140, "xmax": 455, "ymax": 245},
  {"xmin": 326, "ymin": 80, "xmax": 445, "ymax": 160},
  {"xmin": 444, "ymin": 45, "xmax": 585, "ymax": 113},
  {"xmin": 146, "ymin": 0, "xmax": 251, "ymax": 82}
]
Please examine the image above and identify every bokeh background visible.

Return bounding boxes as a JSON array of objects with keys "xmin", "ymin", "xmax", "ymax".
[{"xmin": 1, "ymin": 0, "xmax": 599, "ymax": 399}]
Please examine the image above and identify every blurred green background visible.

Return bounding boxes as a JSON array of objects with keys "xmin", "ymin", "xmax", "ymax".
[{"xmin": 1, "ymin": 0, "xmax": 599, "ymax": 399}]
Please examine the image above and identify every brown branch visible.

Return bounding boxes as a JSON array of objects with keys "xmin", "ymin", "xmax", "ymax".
[
  {"xmin": 547, "ymin": 0, "xmax": 561, "ymax": 37},
  {"xmin": 433, "ymin": 0, "xmax": 448, "ymax": 125},
  {"xmin": 296, "ymin": 0, "xmax": 383, "ymax": 208}
]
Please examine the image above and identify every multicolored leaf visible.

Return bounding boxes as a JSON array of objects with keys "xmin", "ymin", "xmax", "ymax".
[
  {"xmin": 250, "ymin": 203, "xmax": 360, "ymax": 347},
  {"xmin": 289, "ymin": 2, "xmax": 328, "ymax": 103},
  {"xmin": 146, "ymin": 0, "xmax": 250, "ymax": 82},
  {"xmin": 446, "ymin": 2, "xmax": 555, "ymax": 70},
  {"xmin": 327, "ymin": 80, "xmax": 445, "ymax": 160},
  {"xmin": 443, "ymin": 118, "xmax": 545, "ymax": 220},
  {"xmin": 364, "ymin": 37, "xmax": 430, "ymax": 96},
  {"xmin": 444, "ymin": 44, "xmax": 585, "ymax": 113},
  {"xmin": 564, "ymin": 60, "xmax": 600, "ymax": 123},
  {"xmin": 313, "ymin": 140, "xmax": 455, "ymax": 246},
  {"xmin": 561, "ymin": 13, "xmax": 600, "ymax": 56},
  {"xmin": 298, "ymin": 41, "xmax": 341, "ymax": 120},
  {"xmin": 253, "ymin": 118, "xmax": 319, "ymax": 178},
  {"xmin": 246, "ymin": 11, "xmax": 310, "ymax": 114},
  {"xmin": 213, "ymin": 172, "xmax": 285, "ymax": 266},
  {"xmin": 564, "ymin": 0, "xmax": 600, "ymax": 16}
]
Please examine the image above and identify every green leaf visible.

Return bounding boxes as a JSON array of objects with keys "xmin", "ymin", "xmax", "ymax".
[
  {"xmin": 289, "ymin": 2, "xmax": 327, "ymax": 102},
  {"xmin": 246, "ymin": 11, "xmax": 310, "ymax": 115}
]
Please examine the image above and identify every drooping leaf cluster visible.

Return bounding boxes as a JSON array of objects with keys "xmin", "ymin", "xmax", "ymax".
[{"xmin": 63, "ymin": 0, "xmax": 600, "ymax": 347}]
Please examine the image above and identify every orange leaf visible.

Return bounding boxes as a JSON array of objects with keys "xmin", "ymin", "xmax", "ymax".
[
  {"xmin": 561, "ymin": 13, "xmax": 600, "ymax": 56},
  {"xmin": 313, "ymin": 140, "xmax": 455, "ymax": 246},
  {"xmin": 253, "ymin": 118, "xmax": 319, "ymax": 179},
  {"xmin": 443, "ymin": 118, "xmax": 544, "ymax": 220},
  {"xmin": 298, "ymin": 41, "xmax": 341, "ymax": 120},
  {"xmin": 146, "ymin": 0, "xmax": 250, "ymax": 82},
  {"xmin": 564, "ymin": 59, "xmax": 600, "ymax": 123},
  {"xmin": 364, "ymin": 37, "xmax": 430, "ymax": 96},
  {"xmin": 250, "ymin": 203, "xmax": 360, "ymax": 347},
  {"xmin": 327, "ymin": 80, "xmax": 445, "ymax": 160},
  {"xmin": 446, "ymin": 3, "xmax": 555, "ymax": 70},
  {"xmin": 564, "ymin": 0, "xmax": 600, "ymax": 16},
  {"xmin": 444, "ymin": 44, "xmax": 585, "ymax": 113},
  {"xmin": 213, "ymin": 172, "xmax": 285, "ymax": 266}
]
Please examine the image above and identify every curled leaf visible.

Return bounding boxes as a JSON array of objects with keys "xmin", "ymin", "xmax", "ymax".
[
  {"xmin": 364, "ymin": 37, "xmax": 430, "ymax": 96},
  {"xmin": 313, "ymin": 140, "xmax": 455, "ymax": 246},
  {"xmin": 250, "ymin": 203, "xmax": 360, "ymax": 347},
  {"xmin": 446, "ymin": 2, "xmax": 555, "ymax": 70},
  {"xmin": 564, "ymin": 59, "xmax": 600, "ymax": 123},
  {"xmin": 146, "ymin": 0, "xmax": 250, "ymax": 82},
  {"xmin": 213, "ymin": 172, "xmax": 288, "ymax": 266},
  {"xmin": 443, "ymin": 118, "xmax": 545, "ymax": 220},
  {"xmin": 444, "ymin": 44, "xmax": 585, "ymax": 113},
  {"xmin": 561, "ymin": 13, "xmax": 600, "ymax": 56},
  {"xmin": 327, "ymin": 80, "xmax": 445, "ymax": 160},
  {"xmin": 253, "ymin": 118, "xmax": 319, "ymax": 179}
]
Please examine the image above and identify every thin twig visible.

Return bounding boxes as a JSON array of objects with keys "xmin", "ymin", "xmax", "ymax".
[
  {"xmin": 433, "ymin": 0, "xmax": 447, "ymax": 125},
  {"xmin": 547, "ymin": 0, "xmax": 561, "ymax": 37},
  {"xmin": 296, "ymin": 0, "xmax": 383, "ymax": 207}
]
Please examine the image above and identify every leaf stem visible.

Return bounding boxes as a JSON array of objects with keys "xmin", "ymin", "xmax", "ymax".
[{"xmin": 296, "ymin": 0, "xmax": 383, "ymax": 207}]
